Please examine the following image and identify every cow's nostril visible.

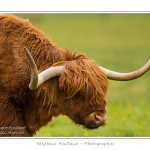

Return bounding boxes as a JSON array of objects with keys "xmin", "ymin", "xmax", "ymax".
[{"xmin": 94, "ymin": 114, "xmax": 101, "ymax": 122}]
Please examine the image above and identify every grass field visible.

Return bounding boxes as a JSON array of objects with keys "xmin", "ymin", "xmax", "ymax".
[{"xmin": 16, "ymin": 13, "xmax": 150, "ymax": 137}]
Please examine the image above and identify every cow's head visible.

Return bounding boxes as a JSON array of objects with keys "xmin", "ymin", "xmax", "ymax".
[
  {"xmin": 24, "ymin": 47, "xmax": 150, "ymax": 129},
  {"xmin": 58, "ymin": 53, "xmax": 108, "ymax": 129}
]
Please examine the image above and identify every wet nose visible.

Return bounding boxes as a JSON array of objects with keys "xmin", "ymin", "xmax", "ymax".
[
  {"xmin": 86, "ymin": 112, "xmax": 106, "ymax": 127},
  {"xmin": 93, "ymin": 113, "xmax": 106, "ymax": 125},
  {"xmin": 83, "ymin": 112, "xmax": 106, "ymax": 129}
]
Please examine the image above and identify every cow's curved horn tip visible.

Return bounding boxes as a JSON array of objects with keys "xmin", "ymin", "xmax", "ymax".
[{"xmin": 99, "ymin": 60, "xmax": 150, "ymax": 81}]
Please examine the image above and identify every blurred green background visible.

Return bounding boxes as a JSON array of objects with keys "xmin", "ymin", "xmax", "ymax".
[{"xmin": 15, "ymin": 13, "xmax": 150, "ymax": 137}]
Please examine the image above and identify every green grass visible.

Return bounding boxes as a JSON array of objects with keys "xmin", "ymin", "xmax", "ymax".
[{"xmin": 15, "ymin": 13, "xmax": 150, "ymax": 137}]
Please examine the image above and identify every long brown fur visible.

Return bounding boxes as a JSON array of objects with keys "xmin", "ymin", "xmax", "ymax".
[{"xmin": 0, "ymin": 14, "xmax": 108, "ymax": 136}]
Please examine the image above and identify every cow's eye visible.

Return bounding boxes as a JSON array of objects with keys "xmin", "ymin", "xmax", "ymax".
[{"xmin": 99, "ymin": 110, "xmax": 105, "ymax": 113}]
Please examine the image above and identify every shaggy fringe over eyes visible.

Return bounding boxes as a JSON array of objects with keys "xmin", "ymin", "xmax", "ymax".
[{"xmin": 58, "ymin": 50, "xmax": 109, "ymax": 105}]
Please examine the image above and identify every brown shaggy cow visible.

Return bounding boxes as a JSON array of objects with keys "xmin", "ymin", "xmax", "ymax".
[
  {"xmin": 0, "ymin": 14, "xmax": 109, "ymax": 136},
  {"xmin": 0, "ymin": 14, "xmax": 149, "ymax": 137}
]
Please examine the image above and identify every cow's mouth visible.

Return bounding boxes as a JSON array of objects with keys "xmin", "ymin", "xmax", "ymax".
[{"xmin": 83, "ymin": 118, "xmax": 106, "ymax": 130}]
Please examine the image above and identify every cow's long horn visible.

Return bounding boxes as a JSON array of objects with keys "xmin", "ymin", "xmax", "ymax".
[
  {"xmin": 24, "ymin": 47, "xmax": 63, "ymax": 90},
  {"xmin": 99, "ymin": 60, "xmax": 150, "ymax": 81}
]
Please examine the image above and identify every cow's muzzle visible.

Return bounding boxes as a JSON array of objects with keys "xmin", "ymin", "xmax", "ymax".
[{"xmin": 83, "ymin": 112, "xmax": 106, "ymax": 129}]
